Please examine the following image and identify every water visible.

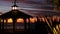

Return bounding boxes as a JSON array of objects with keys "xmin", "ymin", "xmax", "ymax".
[{"xmin": 1, "ymin": 23, "xmax": 35, "ymax": 30}]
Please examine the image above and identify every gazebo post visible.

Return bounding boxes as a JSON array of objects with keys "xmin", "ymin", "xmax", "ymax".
[
  {"xmin": 35, "ymin": 17, "xmax": 40, "ymax": 33},
  {"xmin": 0, "ymin": 18, "xmax": 1, "ymax": 32},
  {"xmin": 2, "ymin": 19, "xmax": 4, "ymax": 32},
  {"xmin": 24, "ymin": 18, "xmax": 27, "ymax": 32},
  {"xmin": 13, "ymin": 18, "xmax": 15, "ymax": 33},
  {"xmin": 28, "ymin": 18, "xmax": 30, "ymax": 32},
  {"xmin": 0, "ymin": 19, "xmax": 1, "ymax": 32},
  {"xmin": 6, "ymin": 19, "xmax": 7, "ymax": 32}
]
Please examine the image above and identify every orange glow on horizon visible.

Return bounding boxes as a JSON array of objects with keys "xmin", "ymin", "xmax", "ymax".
[
  {"xmin": 30, "ymin": 18, "xmax": 37, "ymax": 23},
  {"xmin": 41, "ymin": 17, "xmax": 45, "ymax": 22},
  {"xmin": 1, "ymin": 19, "xmax": 3, "ymax": 23},
  {"xmin": 17, "ymin": 18, "xmax": 24, "ymax": 23},
  {"xmin": 26, "ymin": 18, "xmax": 29, "ymax": 23}
]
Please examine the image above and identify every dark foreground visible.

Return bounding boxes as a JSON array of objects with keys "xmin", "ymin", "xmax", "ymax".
[{"xmin": 0, "ymin": 31, "xmax": 51, "ymax": 34}]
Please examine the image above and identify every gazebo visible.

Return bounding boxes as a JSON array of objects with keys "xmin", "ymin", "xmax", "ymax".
[{"xmin": 0, "ymin": 0, "xmax": 36, "ymax": 32}]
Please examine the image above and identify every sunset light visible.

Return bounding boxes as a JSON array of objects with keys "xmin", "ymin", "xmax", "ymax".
[{"xmin": 0, "ymin": 0, "xmax": 60, "ymax": 34}]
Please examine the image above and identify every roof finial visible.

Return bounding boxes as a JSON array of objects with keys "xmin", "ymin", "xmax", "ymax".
[{"xmin": 12, "ymin": 0, "xmax": 18, "ymax": 10}]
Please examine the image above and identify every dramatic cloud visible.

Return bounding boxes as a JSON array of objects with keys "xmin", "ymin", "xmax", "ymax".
[{"xmin": 0, "ymin": 0, "xmax": 60, "ymax": 16}]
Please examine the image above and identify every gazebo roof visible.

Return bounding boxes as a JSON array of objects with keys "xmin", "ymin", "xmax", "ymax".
[
  {"xmin": 0, "ymin": 0, "xmax": 33, "ymax": 19},
  {"xmin": 0, "ymin": 10, "xmax": 32, "ymax": 19}
]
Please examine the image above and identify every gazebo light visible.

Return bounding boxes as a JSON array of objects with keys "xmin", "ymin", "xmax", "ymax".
[{"xmin": 12, "ymin": 6, "xmax": 18, "ymax": 10}]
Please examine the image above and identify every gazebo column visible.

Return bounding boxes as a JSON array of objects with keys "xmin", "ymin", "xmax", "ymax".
[
  {"xmin": 13, "ymin": 18, "xmax": 16, "ymax": 32},
  {"xmin": 35, "ymin": 17, "xmax": 40, "ymax": 33},
  {"xmin": 2, "ymin": 19, "xmax": 4, "ymax": 32},
  {"xmin": 6, "ymin": 19, "xmax": 7, "ymax": 32},
  {"xmin": 0, "ymin": 19, "xmax": 1, "ymax": 32},
  {"xmin": 28, "ymin": 18, "xmax": 30, "ymax": 32},
  {"xmin": 0, "ymin": 19, "xmax": 2, "ymax": 32},
  {"xmin": 24, "ymin": 18, "xmax": 27, "ymax": 32}
]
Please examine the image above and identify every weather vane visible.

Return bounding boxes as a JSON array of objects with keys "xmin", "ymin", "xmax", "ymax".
[{"xmin": 14, "ymin": 0, "xmax": 17, "ymax": 5}]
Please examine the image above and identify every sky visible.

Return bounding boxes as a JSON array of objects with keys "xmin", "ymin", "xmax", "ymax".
[{"xmin": 0, "ymin": 0, "xmax": 60, "ymax": 17}]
